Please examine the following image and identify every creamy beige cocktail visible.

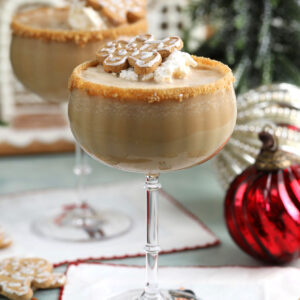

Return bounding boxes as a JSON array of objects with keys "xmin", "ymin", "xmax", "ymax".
[
  {"xmin": 68, "ymin": 34, "xmax": 236, "ymax": 299},
  {"xmin": 69, "ymin": 55, "xmax": 236, "ymax": 173},
  {"xmin": 10, "ymin": 5, "xmax": 147, "ymax": 103}
]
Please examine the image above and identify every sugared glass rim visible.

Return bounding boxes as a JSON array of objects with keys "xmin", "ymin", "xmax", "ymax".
[
  {"xmin": 69, "ymin": 57, "xmax": 235, "ymax": 102},
  {"xmin": 11, "ymin": 6, "xmax": 147, "ymax": 46}
]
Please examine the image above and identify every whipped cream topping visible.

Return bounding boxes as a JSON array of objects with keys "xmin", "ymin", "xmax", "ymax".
[
  {"xmin": 119, "ymin": 50, "xmax": 197, "ymax": 82},
  {"xmin": 154, "ymin": 50, "xmax": 197, "ymax": 82},
  {"xmin": 120, "ymin": 69, "xmax": 138, "ymax": 81},
  {"xmin": 68, "ymin": 1, "xmax": 106, "ymax": 30}
]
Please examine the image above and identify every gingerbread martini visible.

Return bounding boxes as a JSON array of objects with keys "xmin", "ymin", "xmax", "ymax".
[
  {"xmin": 69, "ymin": 34, "xmax": 236, "ymax": 173},
  {"xmin": 10, "ymin": 0, "xmax": 147, "ymax": 103},
  {"xmin": 68, "ymin": 34, "xmax": 236, "ymax": 298},
  {"xmin": 9, "ymin": 0, "xmax": 147, "ymax": 242}
]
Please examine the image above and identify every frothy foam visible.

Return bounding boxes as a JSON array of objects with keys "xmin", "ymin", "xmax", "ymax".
[
  {"xmin": 15, "ymin": 5, "xmax": 106, "ymax": 31},
  {"xmin": 16, "ymin": 7, "xmax": 70, "ymax": 30},
  {"xmin": 81, "ymin": 64, "xmax": 223, "ymax": 89}
]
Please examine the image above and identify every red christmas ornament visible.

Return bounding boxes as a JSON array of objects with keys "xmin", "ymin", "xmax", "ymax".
[{"xmin": 225, "ymin": 131, "xmax": 300, "ymax": 264}]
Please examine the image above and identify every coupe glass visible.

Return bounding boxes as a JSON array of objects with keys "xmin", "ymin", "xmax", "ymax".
[
  {"xmin": 68, "ymin": 58, "xmax": 237, "ymax": 298},
  {"xmin": 8, "ymin": 1, "xmax": 149, "ymax": 241}
]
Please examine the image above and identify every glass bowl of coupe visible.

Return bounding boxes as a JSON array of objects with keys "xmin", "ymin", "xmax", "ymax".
[
  {"xmin": 9, "ymin": 0, "xmax": 147, "ymax": 242},
  {"xmin": 68, "ymin": 34, "xmax": 237, "ymax": 299}
]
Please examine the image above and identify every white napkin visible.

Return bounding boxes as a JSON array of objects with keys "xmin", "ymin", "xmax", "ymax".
[
  {"xmin": 62, "ymin": 263, "xmax": 300, "ymax": 300},
  {"xmin": 0, "ymin": 181, "xmax": 218, "ymax": 264}
]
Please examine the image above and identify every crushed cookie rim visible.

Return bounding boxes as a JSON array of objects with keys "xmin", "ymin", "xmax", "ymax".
[
  {"xmin": 69, "ymin": 57, "xmax": 235, "ymax": 102},
  {"xmin": 11, "ymin": 6, "xmax": 147, "ymax": 46}
]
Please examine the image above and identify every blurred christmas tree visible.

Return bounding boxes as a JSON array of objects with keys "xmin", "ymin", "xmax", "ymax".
[{"xmin": 185, "ymin": 0, "xmax": 300, "ymax": 93}]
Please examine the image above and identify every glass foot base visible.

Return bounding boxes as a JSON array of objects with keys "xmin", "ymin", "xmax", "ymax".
[
  {"xmin": 108, "ymin": 289, "xmax": 171, "ymax": 300},
  {"xmin": 109, "ymin": 289, "xmax": 199, "ymax": 300},
  {"xmin": 32, "ymin": 205, "xmax": 132, "ymax": 242}
]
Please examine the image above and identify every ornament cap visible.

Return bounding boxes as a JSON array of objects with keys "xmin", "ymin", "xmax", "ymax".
[
  {"xmin": 255, "ymin": 130, "xmax": 293, "ymax": 170},
  {"xmin": 258, "ymin": 131, "xmax": 277, "ymax": 151}
]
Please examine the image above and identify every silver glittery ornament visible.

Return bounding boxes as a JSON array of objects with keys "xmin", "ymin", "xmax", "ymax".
[{"xmin": 214, "ymin": 83, "xmax": 300, "ymax": 190}]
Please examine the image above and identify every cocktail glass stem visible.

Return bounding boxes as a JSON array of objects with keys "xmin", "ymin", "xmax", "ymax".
[
  {"xmin": 142, "ymin": 174, "xmax": 162, "ymax": 300},
  {"xmin": 74, "ymin": 142, "xmax": 91, "ymax": 207},
  {"xmin": 32, "ymin": 142, "xmax": 132, "ymax": 241}
]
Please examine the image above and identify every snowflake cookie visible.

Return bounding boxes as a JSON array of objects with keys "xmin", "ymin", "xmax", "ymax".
[{"xmin": 96, "ymin": 34, "xmax": 183, "ymax": 75}]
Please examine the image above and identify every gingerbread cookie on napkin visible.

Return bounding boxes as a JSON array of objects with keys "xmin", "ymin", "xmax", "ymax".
[
  {"xmin": 0, "ymin": 228, "xmax": 12, "ymax": 249},
  {"xmin": 0, "ymin": 257, "xmax": 66, "ymax": 300},
  {"xmin": 96, "ymin": 34, "xmax": 183, "ymax": 74}
]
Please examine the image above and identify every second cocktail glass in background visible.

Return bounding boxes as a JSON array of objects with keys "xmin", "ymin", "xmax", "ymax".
[{"xmin": 9, "ymin": 0, "xmax": 147, "ymax": 241}]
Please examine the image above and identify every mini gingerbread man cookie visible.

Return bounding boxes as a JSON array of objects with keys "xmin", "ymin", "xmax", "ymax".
[
  {"xmin": 0, "ymin": 257, "xmax": 66, "ymax": 300},
  {"xmin": 0, "ymin": 228, "xmax": 12, "ymax": 249},
  {"xmin": 86, "ymin": 0, "xmax": 146, "ymax": 25},
  {"xmin": 96, "ymin": 34, "xmax": 183, "ymax": 75}
]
